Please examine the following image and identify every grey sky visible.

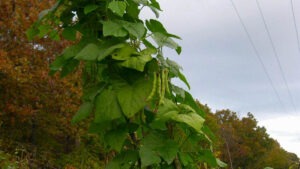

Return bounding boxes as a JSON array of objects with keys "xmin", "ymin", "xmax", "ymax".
[{"xmin": 143, "ymin": 0, "xmax": 300, "ymax": 156}]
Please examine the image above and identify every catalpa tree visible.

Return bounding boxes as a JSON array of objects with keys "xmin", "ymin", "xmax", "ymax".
[{"xmin": 27, "ymin": 0, "xmax": 226, "ymax": 168}]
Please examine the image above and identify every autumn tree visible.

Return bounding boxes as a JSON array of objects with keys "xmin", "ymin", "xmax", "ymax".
[
  {"xmin": 26, "ymin": 0, "xmax": 228, "ymax": 168},
  {"xmin": 203, "ymin": 107, "xmax": 299, "ymax": 169},
  {"xmin": 0, "ymin": 1, "xmax": 89, "ymax": 168}
]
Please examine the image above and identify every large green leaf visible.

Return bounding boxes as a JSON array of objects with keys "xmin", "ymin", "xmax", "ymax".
[
  {"xmin": 75, "ymin": 42, "xmax": 125, "ymax": 61},
  {"xmin": 82, "ymin": 83, "xmax": 106, "ymax": 102},
  {"xmin": 157, "ymin": 140, "xmax": 178, "ymax": 164},
  {"xmin": 121, "ymin": 21, "xmax": 146, "ymax": 39},
  {"xmin": 94, "ymin": 88, "xmax": 123, "ymax": 122},
  {"xmin": 172, "ymin": 112, "xmax": 204, "ymax": 132},
  {"xmin": 140, "ymin": 133, "xmax": 162, "ymax": 167},
  {"xmin": 75, "ymin": 43, "xmax": 100, "ymax": 61},
  {"xmin": 126, "ymin": 0, "xmax": 140, "ymax": 19},
  {"xmin": 155, "ymin": 99, "xmax": 179, "ymax": 121},
  {"xmin": 178, "ymin": 72, "xmax": 190, "ymax": 89},
  {"xmin": 112, "ymin": 44, "xmax": 135, "ymax": 61},
  {"xmin": 62, "ymin": 42, "xmax": 87, "ymax": 60},
  {"xmin": 143, "ymin": 39, "xmax": 157, "ymax": 49},
  {"xmin": 120, "ymin": 55, "xmax": 152, "ymax": 72},
  {"xmin": 146, "ymin": 19, "xmax": 182, "ymax": 53},
  {"xmin": 180, "ymin": 134, "xmax": 206, "ymax": 153},
  {"xmin": 152, "ymin": 32, "xmax": 181, "ymax": 54},
  {"xmin": 183, "ymin": 91, "xmax": 205, "ymax": 117},
  {"xmin": 103, "ymin": 21, "xmax": 128, "ymax": 37},
  {"xmin": 166, "ymin": 58, "xmax": 181, "ymax": 75},
  {"xmin": 146, "ymin": 19, "xmax": 180, "ymax": 39},
  {"xmin": 139, "ymin": 146, "xmax": 161, "ymax": 167},
  {"xmin": 104, "ymin": 20, "xmax": 146, "ymax": 39},
  {"xmin": 140, "ymin": 133, "xmax": 179, "ymax": 165},
  {"xmin": 108, "ymin": 1, "xmax": 127, "ymax": 17},
  {"xmin": 119, "ymin": 47, "xmax": 154, "ymax": 71},
  {"xmin": 50, "ymin": 41, "xmax": 87, "ymax": 73},
  {"xmin": 151, "ymin": 99, "xmax": 179, "ymax": 129},
  {"xmin": 98, "ymin": 43, "xmax": 125, "ymax": 61},
  {"xmin": 117, "ymin": 77, "xmax": 152, "ymax": 117},
  {"xmin": 171, "ymin": 85, "xmax": 185, "ymax": 99},
  {"xmin": 104, "ymin": 127, "xmax": 128, "ymax": 152},
  {"xmin": 150, "ymin": 0, "xmax": 161, "ymax": 10},
  {"xmin": 198, "ymin": 150, "xmax": 218, "ymax": 167},
  {"xmin": 146, "ymin": 19, "xmax": 167, "ymax": 34},
  {"xmin": 71, "ymin": 102, "xmax": 93, "ymax": 124},
  {"xmin": 141, "ymin": 48, "xmax": 157, "ymax": 55},
  {"xmin": 178, "ymin": 104, "xmax": 195, "ymax": 114}
]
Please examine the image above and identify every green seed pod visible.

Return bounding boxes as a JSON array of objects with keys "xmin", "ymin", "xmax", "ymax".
[
  {"xmin": 146, "ymin": 72, "xmax": 157, "ymax": 101},
  {"xmin": 157, "ymin": 72, "xmax": 162, "ymax": 99},
  {"xmin": 164, "ymin": 69, "xmax": 170, "ymax": 95},
  {"xmin": 159, "ymin": 71, "xmax": 165, "ymax": 105}
]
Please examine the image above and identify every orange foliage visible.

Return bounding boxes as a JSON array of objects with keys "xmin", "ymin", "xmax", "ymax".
[
  {"xmin": 0, "ymin": 1, "xmax": 84, "ymax": 167},
  {"xmin": 0, "ymin": 0, "xmax": 81, "ymax": 123}
]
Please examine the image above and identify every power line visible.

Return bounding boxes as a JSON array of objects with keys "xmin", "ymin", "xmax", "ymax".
[
  {"xmin": 229, "ymin": 0, "xmax": 287, "ymax": 112},
  {"xmin": 290, "ymin": 0, "xmax": 300, "ymax": 56},
  {"xmin": 255, "ymin": 0, "xmax": 297, "ymax": 111}
]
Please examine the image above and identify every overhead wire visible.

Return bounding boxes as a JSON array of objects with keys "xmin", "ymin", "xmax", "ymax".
[
  {"xmin": 255, "ymin": 0, "xmax": 297, "ymax": 112},
  {"xmin": 290, "ymin": 0, "xmax": 300, "ymax": 56},
  {"xmin": 229, "ymin": 0, "xmax": 287, "ymax": 112}
]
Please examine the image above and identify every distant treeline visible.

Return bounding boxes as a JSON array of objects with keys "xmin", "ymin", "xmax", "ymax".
[{"xmin": 199, "ymin": 103, "xmax": 299, "ymax": 169}]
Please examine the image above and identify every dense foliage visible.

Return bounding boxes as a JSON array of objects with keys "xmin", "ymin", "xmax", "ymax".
[
  {"xmin": 1, "ymin": 0, "xmax": 299, "ymax": 169},
  {"xmin": 26, "ymin": 0, "xmax": 227, "ymax": 168},
  {"xmin": 0, "ymin": 0, "xmax": 90, "ymax": 168}
]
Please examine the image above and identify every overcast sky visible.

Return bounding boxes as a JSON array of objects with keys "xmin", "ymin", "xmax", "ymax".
[{"xmin": 143, "ymin": 0, "xmax": 300, "ymax": 156}]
